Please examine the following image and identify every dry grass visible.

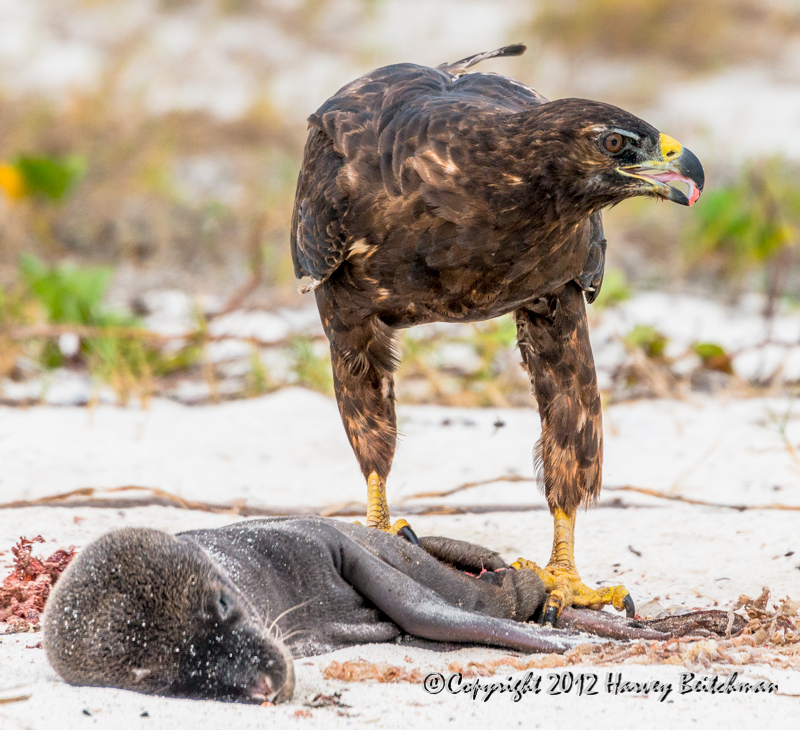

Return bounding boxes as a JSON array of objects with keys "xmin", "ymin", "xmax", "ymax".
[
  {"xmin": 0, "ymin": 82, "xmax": 303, "ymax": 294},
  {"xmin": 1, "ymin": 2, "xmax": 799, "ymax": 407},
  {"xmin": 533, "ymin": 0, "xmax": 800, "ymax": 72}
]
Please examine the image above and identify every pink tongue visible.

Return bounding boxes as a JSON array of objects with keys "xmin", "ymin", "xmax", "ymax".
[{"xmin": 651, "ymin": 171, "xmax": 700, "ymax": 206}]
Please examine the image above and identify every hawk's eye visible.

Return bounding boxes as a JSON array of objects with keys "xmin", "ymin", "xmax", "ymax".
[{"xmin": 603, "ymin": 133, "xmax": 624, "ymax": 153}]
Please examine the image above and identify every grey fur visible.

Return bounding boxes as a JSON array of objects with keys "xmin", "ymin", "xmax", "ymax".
[{"xmin": 43, "ymin": 517, "xmax": 579, "ymax": 703}]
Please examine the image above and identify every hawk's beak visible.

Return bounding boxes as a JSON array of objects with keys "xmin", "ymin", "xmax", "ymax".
[{"xmin": 620, "ymin": 134, "xmax": 705, "ymax": 206}]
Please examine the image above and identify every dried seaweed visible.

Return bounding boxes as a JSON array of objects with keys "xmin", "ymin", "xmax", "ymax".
[
  {"xmin": 0, "ymin": 536, "xmax": 75, "ymax": 633},
  {"xmin": 640, "ymin": 610, "xmax": 748, "ymax": 637},
  {"xmin": 322, "ymin": 592, "xmax": 798, "ymax": 684},
  {"xmin": 729, "ymin": 587, "xmax": 799, "ymax": 645},
  {"xmin": 446, "ymin": 592, "xmax": 799, "ymax": 677},
  {"xmin": 322, "ymin": 660, "xmax": 423, "ymax": 684},
  {"xmin": 557, "ymin": 607, "xmax": 748, "ymax": 639}
]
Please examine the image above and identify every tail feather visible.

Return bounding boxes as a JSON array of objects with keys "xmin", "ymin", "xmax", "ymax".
[{"xmin": 437, "ymin": 43, "xmax": 526, "ymax": 77}]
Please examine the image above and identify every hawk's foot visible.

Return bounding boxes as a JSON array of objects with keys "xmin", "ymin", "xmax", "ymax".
[
  {"xmin": 359, "ymin": 472, "xmax": 420, "ymax": 545},
  {"xmin": 511, "ymin": 507, "xmax": 634, "ymax": 624},
  {"xmin": 510, "ymin": 558, "xmax": 634, "ymax": 625}
]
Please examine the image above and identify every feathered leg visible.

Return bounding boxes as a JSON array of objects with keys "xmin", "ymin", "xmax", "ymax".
[
  {"xmin": 513, "ymin": 283, "xmax": 634, "ymax": 623},
  {"xmin": 315, "ymin": 284, "xmax": 416, "ymax": 542}
]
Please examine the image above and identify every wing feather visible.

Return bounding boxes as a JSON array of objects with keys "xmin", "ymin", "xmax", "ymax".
[
  {"xmin": 290, "ymin": 128, "xmax": 349, "ymax": 283},
  {"xmin": 290, "ymin": 50, "xmax": 594, "ymax": 286}
]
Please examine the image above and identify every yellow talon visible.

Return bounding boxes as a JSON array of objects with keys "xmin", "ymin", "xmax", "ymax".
[
  {"xmin": 385, "ymin": 518, "xmax": 413, "ymax": 536},
  {"xmin": 358, "ymin": 472, "xmax": 418, "ymax": 542},
  {"xmin": 513, "ymin": 508, "xmax": 633, "ymax": 622}
]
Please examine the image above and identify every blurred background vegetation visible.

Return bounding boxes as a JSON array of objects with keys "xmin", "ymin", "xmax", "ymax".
[{"xmin": 1, "ymin": 0, "xmax": 800, "ymax": 406}]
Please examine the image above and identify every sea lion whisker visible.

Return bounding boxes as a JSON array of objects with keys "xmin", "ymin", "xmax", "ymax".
[
  {"xmin": 265, "ymin": 600, "xmax": 312, "ymax": 637},
  {"xmin": 279, "ymin": 628, "xmax": 314, "ymax": 645}
]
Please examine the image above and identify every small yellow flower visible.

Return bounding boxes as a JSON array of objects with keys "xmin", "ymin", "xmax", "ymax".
[{"xmin": 0, "ymin": 163, "xmax": 26, "ymax": 199}]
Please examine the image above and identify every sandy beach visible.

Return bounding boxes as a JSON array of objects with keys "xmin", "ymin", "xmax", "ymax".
[{"xmin": 1, "ymin": 389, "xmax": 798, "ymax": 728}]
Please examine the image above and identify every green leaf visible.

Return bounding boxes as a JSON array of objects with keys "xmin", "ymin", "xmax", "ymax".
[
  {"xmin": 692, "ymin": 342, "xmax": 726, "ymax": 360},
  {"xmin": 625, "ymin": 324, "xmax": 668, "ymax": 359},
  {"xmin": 19, "ymin": 254, "xmax": 117, "ymax": 325},
  {"xmin": 14, "ymin": 154, "xmax": 86, "ymax": 201},
  {"xmin": 692, "ymin": 341, "xmax": 732, "ymax": 373}
]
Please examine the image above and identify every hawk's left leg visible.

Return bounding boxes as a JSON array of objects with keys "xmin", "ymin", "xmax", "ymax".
[
  {"xmin": 315, "ymin": 284, "xmax": 417, "ymax": 543},
  {"xmin": 513, "ymin": 284, "xmax": 634, "ymax": 624}
]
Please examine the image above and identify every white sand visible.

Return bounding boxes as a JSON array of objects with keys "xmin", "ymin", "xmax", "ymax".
[{"xmin": 1, "ymin": 389, "xmax": 799, "ymax": 728}]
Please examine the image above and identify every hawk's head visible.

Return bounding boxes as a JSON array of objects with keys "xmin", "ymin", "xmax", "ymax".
[{"xmin": 524, "ymin": 99, "xmax": 704, "ymax": 213}]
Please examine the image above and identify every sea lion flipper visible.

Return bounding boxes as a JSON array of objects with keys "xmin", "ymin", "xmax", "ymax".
[
  {"xmin": 337, "ymin": 533, "xmax": 583, "ymax": 653},
  {"xmin": 418, "ymin": 535, "xmax": 507, "ymax": 573}
]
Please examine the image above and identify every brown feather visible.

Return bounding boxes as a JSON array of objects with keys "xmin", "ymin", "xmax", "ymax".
[{"xmin": 290, "ymin": 49, "xmax": 667, "ymax": 508}]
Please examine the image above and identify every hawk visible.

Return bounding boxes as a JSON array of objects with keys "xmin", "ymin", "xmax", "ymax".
[{"xmin": 290, "ymin": 45, "xmax": 704, "ymax": 623}]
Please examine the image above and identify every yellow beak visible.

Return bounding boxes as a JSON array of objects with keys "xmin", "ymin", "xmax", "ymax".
[{"xmin": 659, "ymin": 133, "xmax": 683, "ymax": 162}]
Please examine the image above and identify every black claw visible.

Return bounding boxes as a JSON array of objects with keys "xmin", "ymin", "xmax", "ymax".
[
  {"xmin": 623, "ymin": 594, "xmax": 636, "ymax": 619},
  {"xmin": 397, "ymin": 525, "xmax": 421, "ymax": 546},
  {"xmin": 543, "ymin": 605, "xmax": 558, "ymax": 626}
]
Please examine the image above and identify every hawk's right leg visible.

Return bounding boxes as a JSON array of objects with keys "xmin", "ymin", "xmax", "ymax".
[
  {"xmin": 315, "ymin": 286, "xmax": 417, "ymax": 543},
  {"xmin": 513, "ymin": 283, "xmax": 634, "ymax": 624}
]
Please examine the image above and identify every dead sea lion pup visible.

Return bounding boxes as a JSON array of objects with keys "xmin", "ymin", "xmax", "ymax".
[
  {"xmin": 44, "ymin": 516, "xmax": 581, "ymax": 703},
  {"xmin": 44, "ymin": 517, "xmax": 740, "ymax": 704}
]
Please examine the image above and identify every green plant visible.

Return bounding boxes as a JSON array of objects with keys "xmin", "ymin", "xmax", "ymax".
[
  {"xmin": 692, "ymin": 342, "xmax": 733, "ymax": 374},
  {"xmin": 590, "ymin": 269, "xmax": 631, "ymax": 310},
  {"xmin": 85, "ymin": 335, "xmax": 154, "ymax": 407},
  {"xmin": 149, "ymin": 342, "xmax": 204, "ymax": 377},
  {"xmin": 12, "ymin": 154, "xmax": 86, "ymax": 201},
  {"xmin": 245, "ymin": 347, "xmax": 272, "ymax": 396},
  {"xmin": 290, "ymin": 337, "xmax": 333, "ymax": 395},
  {"xmin": 15, "ymin": 255, "xmax": 175, "ymax": 403},
  {"xmin": 624, "ymin": 324, "xmax": 668, "ymax": 359},
  {"xmin": 19, "ymin": 254, "xmax": 116, "ymax": 326},
  {"xmin": 687, "ymin": 158, "xmax": 800, "ymax": 315}
]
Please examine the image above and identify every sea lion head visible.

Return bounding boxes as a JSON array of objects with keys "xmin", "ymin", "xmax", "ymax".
[{"xmin": 43, "ymin": 527, "xmax": 295, "ymax": 703}]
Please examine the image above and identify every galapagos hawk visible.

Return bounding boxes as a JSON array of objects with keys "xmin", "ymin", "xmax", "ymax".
[{"xmin": 290, "ymin": 45, "xmax": 704, "ymax": 623}]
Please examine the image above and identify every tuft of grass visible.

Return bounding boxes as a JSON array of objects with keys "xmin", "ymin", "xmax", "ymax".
[
  {"xmin": 85, "ymin": 335, "xmax": 154, "ymax": 407},
  {"xmin": 14, "ymin": 255, "xmax": 183, "ymax": 404},
  {"xmin": 149, "ymin": 342, "xmax": 204, "ymax": 378},
  {"xmin": 245, "ymin": 347, "xmax": 272, "ymax": 396},
  {"xmin": 290, "ymin": 337, "xmax": 333, "ymax": 395}
]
